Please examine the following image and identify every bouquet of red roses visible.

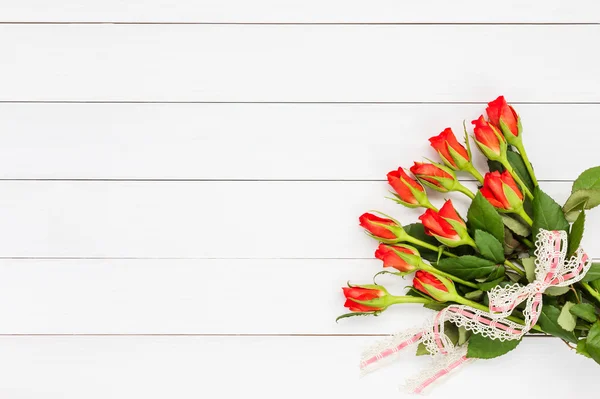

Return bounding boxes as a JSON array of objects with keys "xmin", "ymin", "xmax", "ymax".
[{"xmin": 339, "ymin": 96, "xmax": 600, "ymax": 393}]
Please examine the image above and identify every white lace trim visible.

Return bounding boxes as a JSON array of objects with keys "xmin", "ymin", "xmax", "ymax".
[{"xmin": 359, "ymin": 229, "xmax": 591, "ymax": 394}]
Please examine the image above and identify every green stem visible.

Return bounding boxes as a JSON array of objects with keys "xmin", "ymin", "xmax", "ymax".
[
  {"xmin": 502, "ymin": 161, "xmax": 534, "ymax": 200},
  {"xmin": 582, "ymin": 282, "xmax": 600, "ymax": 305},
  {"xmin": 504, "ymin": 260, "xmax": 525, "ymax": 277},
  {"xmin": 455, "ymin": 182, "xmax": 476, "ymax": 199},
  {"xmin": 464, "ymin": 164, "xmax": 484, "ymax": 184},
  {"xmin": 514, "ymin": 142, "xmax": 538, "ymax": 187},
  {"xmin": 456, "ymin": 297, "xmax": 545, "ymax": 334},
  {"xmin": 515, "ymin": 207, "xmax": 534, "ymax": 226},
  {"xmin": 420, "ymin": 263, "xmax": 479, "ymax": 289},
  {"xmin": 519, "ymin": 237, "xmax": 534, "ymax": 248},
  {"xmin": 406, "ymin": 237, "xmax": 457, "ymax": 258},
  {"xmin": 388, "ymin": 296, "xmax": 433, "ymax": 305}
]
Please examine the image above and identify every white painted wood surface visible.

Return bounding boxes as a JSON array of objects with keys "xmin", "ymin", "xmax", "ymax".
[
  {"xmin": 0, "ymin": 2, "xmax": 599, "ymax": 397},
  {"xmin": 1, "ymin": 25, "xmax": 599, "ymax": 102},
  {"xmin": 0, "ymin": 103, "xmax": 598, "ymax": 180},
  {"xmin": 1, "ymin": 0, "xmax": 598, "ymax": 23}
]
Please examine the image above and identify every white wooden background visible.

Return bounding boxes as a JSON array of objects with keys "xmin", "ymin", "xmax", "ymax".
[{"xmin": 0, "ymin": 2, "xmax": 599, "ymax": 397}]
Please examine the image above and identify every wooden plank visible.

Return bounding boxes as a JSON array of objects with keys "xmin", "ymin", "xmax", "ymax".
[
  {"xmin": 0, "ymin": 258, "xmax": 427, "ymax": 334},
  {"xmin": 0, "ymin": 336, "xmax": 594, "ymax": 398},
  {"xmin": 0, "ymin": 181, "xmax": 594, "ymax": 258},
  {"xmin": 0, "ymin": 103, "xmax": 596, "ymax": 180},
  {"xmin": 0, "ymin": 1, "xmax": 597, "ymax": 23},
  {"xmin": 1, "ymin": 25, "xmax": 598, "ymax": 102}
]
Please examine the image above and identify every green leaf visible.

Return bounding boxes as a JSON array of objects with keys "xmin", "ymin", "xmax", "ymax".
[
  {"xmin": 436, "ymin": 255, "xmax": 498, "ymax": 280},
  {"xmin": 557, "ymin": 302, "xmax": 577, "ymax": 332},
  {"xmin": 572, "ymin": 166, "xmax": 600, "ymax": 192},
  {"xmin": 474, "ymin": 230, "xmax": 505, "ymax": 263},
  {"xmin": 577, "ymin": 339, "xmax": 592, "ymax": 358},
  {"xmin": 466, "ymin": 333, "xmax": 521, "ymax": 359},
  {"xmin": 403, "ymin": 223, "xmax": 440, "ymax": 262},
  {"xmin": 522, "ymin": 257, "xmax": 536, "ymax": 283},
  {"xmin": 532, "ymin": 187, "xmax": 570, "ymax": 239},
  {"xmin": 467, "ymin": 192, "xmax": 504, "ymax": 243},
  {"xmin": 458, "ymin": 326, "xmax": 471, "ymax": 346},
  {"xmin": 506, "ymin": 150, "xmax": 535, "ymax": 193},
  {"xmin": 568, "ymin": 211, "xmax": 586, "ymax": 257},
  {"xmin": 586, "ymin": 321, "xmax": 600, "ymax": 365},
  {"xmin": 538, "ymin": 305, "xmax": 577, "ymax": 343},
  {"xmin": 563, "ymin": 189, "xmax": 600, "ymax": 222},
  {"xmin": 570, "ymin": 303, "xmax": 598, "ymax": 323},
  {"xmin": 501, "ymin": 214, "xmax": 531, "ymax": 237},
  {"xmin": 465, "ymin": 290, "xmax": 483, "ymax": 301},
  {"xmin": 545, "ymin": 286, "xmax": 570, "ymax": 296},
  {"xmin": 582, "ymin": 262, "xmax": 600, "ymax": 283}
]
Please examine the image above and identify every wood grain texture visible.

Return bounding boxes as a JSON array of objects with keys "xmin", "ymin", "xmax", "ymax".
[
  {"xmin": 0, "ymin": 258, "xmax": 423, "ymax": 334},
  {"xmin": 0, "ymin": 336, "xmax": 594, "ymax": 399},
  {"xmin": 0, "ymin": 181, "xmax": 595, "ymax": 258},
  {"xmin": 0, "ymin": 0, "xmax": 597, "ymax": 22},
  {"xmin": 1, "ymin": 25, "xmax": 599, "ymax": 102},
  {"xmin": 0, "ymin": 103, "xmax": 597, "ymax": 180}
]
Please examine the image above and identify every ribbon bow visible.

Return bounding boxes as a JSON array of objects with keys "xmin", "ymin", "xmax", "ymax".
[{"xmin": 360, "ymin": 229, "xmax": 591, "ymax": 394}]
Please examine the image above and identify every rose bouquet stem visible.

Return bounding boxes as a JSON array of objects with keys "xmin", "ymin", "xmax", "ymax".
[
  {"xmin": 581, "ymin": 282, "xmax": 600, "ymax": 304},
  {"xmin": 513, "ymin": 142, "xmax": 538, "ymax": 186},
  {"xmin": 456, "ymin": 297, "xmax": 545, "ymax": 334},
  {"xmin": 501, "ymin": 161, "xmax": 534, "ymax": 200}
]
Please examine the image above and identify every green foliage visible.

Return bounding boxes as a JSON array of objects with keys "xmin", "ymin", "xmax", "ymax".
[
  {"xmin": 467, "ymin": 192, "xmax": 504, "ymax": 243},
  {"xmin": 466, "ymin": 333, "xmax": 521, "ymax": 359},
  {"xmin": 538, "ymin": 305, "xmax": 577, "ymax": 343},
  {"xmin": 572, "ymin": 166, "xmax": 600, "ymax": 191},
  {"xmin": 563, "ymin": 190, "xmax": 600, "ymax": 222},
  {"xmin": 532, "ymin": 187, "xmax": 570, "ymax": 239},
  {"xmin": 557, "ymin": 302, "xmax": 577, "ymax": 332},
  {"xmin": 506, "ymin": 150, "xmax": 535, "ymax": 193},
  {"xmin": 582, "ymin": 262, "xmax": 600, "ymax": 283},
  {"xmin": 474, "ymin": 230, "xmax": 504, "ymax": 263},
  {"xmin": 568, "ymin": 211, "xmax": 585, "ymax": 257},
  {"xmin": 522, "ymin": 257, "xmax": 536, "ymax": 283},
  {"xmin": 435, "ymin": 256, "xmax": 498, "ymax": 280},
  {"xmin": 563, "ymin": 166, "xmax": 600, "ymax": 222},
  {"xmin": 500, "ymin": 214, "xmax": 531, "ymax": 237},
  {"xmin": 570, "ymin": 303, "xmax": 597, "ymax": 323},
  {"xmin": 403, "ymin": 223, "xmax": 439, "ymax": 262},
  {"xmin": 586, "ymin": 322, "xmax": 600, "ymax": 365}
]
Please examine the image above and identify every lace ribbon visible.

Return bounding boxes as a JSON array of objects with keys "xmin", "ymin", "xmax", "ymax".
[{"xmin": 360, "ymin": 229, "xmax": 591, "ymax": 394}]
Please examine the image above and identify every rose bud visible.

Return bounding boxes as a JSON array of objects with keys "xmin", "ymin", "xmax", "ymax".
[
  {"xmin": 429, "ymin": 128, "xmax": 471, "ymax": 170},
  {"xmin": 375, "ymin": 243, "xmax": 422, "ymax": 273},
  {"xmin": 359, "ymin": 212, "xmax": 407, "ymax": 243},
  {"xmin": 486, "ymin": 96, "xmax": 538, "ymax": 186},
  {"xmin": 418, "ymin": 200, "xmax": 475, "ymax": 248},
  {"xmin": 486, "ymin": 96, "xmax": 521, "ymax": 144},
  {"xmin": 387, "ymin": 168, "xmax": 435, "ymax": 209},
  {"xmin": 410, "ymin": 161, "xmax": 475, "ymax": 199},
  {"xmin": 342, "ymin": 284, "xmax": 388, "ymax": 313},
  {"xmin": 413, "ymin": 270, "xmax": 458, "ymax": 303},
  {"xmin": 480, "ymin": 171, "xmax": 532, "ymax": 225},
  {"xmin": 471, "ymin": 115, "xmax": 507, "ymax": 162}
]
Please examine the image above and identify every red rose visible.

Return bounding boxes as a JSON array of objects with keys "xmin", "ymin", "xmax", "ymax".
[
  {"xmin": 413, "ymin": 270, "xmax": 456, "ymax": 302},
  {"xmin": 375, "ymin": 244, "xmax": 420, "ymax": 272},
  {"xmin": 419, "ymin": 200, "xmax": 462, "ymax": 241},
  {"xmin": 387, "ymin": 168, "xmax": 434, "ymax": 209},
  {"xmin": 410, "ymin": 162, "xmax": 456, "ymax": 192},
  {"xmin": 342, "ymin": 285, "xmax": 386, "ymax": 312},
  {"xmin": 480, "ymin": 170, "xmax": 523, "ymax": 211},
  {"xmin": 486, "ymin": 95, "xmax": 519, "ymax": 138},
  {"xmin": 429, "ymin": 128, "xmax": 470, "ymax": 169},
  {"xmin": 359, "ymin": 213, "xmax": 405, "ymax": 242},
  {"xmin": 472, "ymin": 115, "xmax": 506, "ymax": 160}
]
